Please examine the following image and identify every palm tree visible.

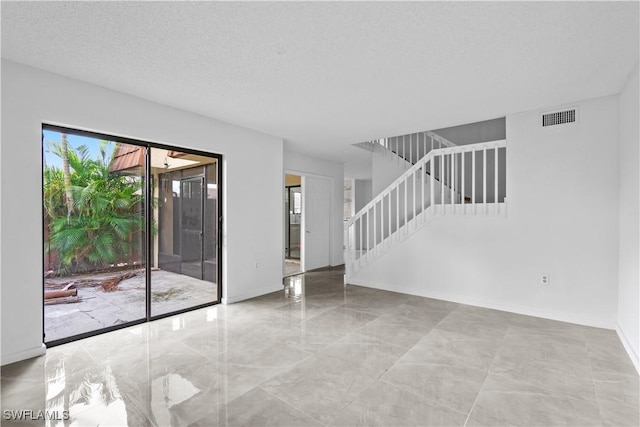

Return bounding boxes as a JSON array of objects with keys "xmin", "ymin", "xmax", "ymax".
[
  {"xmin": 44, "ymin": 139, "xmax": 145, "ymax": 275},
  {"xmin": 61, "ymin": 133, "xmax": 74, "ymax": 218}
]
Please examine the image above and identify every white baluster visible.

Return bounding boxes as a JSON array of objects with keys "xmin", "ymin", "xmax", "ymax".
[
  {"xmin": 373, "ymin": 202, "xmax": 377, "ymax": 254},
  {"xmin": 440, "ymin": 153, "xmax": 445, "ymax": 209},
  {"xmin": 380, "ymin": 198, "xmax": 384, "ymax": 244},
  {"xmin": 430, "ymin": 157, "xmax": 435, "ymax": 211},
  {"xmin": 422, "ymin": 164, "xmax": 426, "ymax": 221},
  {"xmin": 404, "ymin": 179, "xmax": 408, "ymax": 233},
  {"xmin": 410, "ymin": 133, "xmax": 414, "ymax": 164},
  {"xmin": 451, "ymin": 152, "xmax": 455, "ymax": 206},
  {"xmin": 462, "ymin": 151, "xmax": 466, "ymax": 209},
  {"xmin": 494, "ymin": 146, "xmax": 499, "ymax": 205},
  {"xmin": 358, "ymin": 217, "xmax": 362, "ymax": 265},
  {"xmin": 423, "ymin": 132, "xmax": 426, "ymax": 160},
  {"xmin": 388, "ymin": 192, "xmax": 392, "ymax": 243},
  {"xmin": 483, "ymin": 147, "xmax": 487, "ymax": 205},
  {"xmin": 396, "ymin": 187, "xmax": 400, "ymax": 236},
  {"xmin": 367, "ymin": 209, "xmax": 371, "ymax": 261},
  {"xmin": 472, "ymin": 150, "xmax": 476, "ymax": 213},
  {"xmin": 412, "ymin": 168, "xmax": 416, "ymax": 227},
  {"xmin": 404, "ymin": 134, "xmax": 407, "ymax": 165}
]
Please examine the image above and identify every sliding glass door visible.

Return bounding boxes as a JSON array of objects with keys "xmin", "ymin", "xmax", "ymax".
[
  {"xmin": 153, "ymin": 148, "xmax": 220, "ymax": 317},
  {"xmin": 42, "ymin": 125, "xmax": 222, "ymax": 345}
]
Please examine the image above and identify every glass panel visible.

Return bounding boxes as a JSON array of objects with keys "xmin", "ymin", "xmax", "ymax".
[
  {"xmin": 204, "ymin": 162, "xmax": 218, "ymax": 282},
  {"xmin": 151, "ymin": 148, "xmax": 218, "ymax": 317},
  {"xmin": 43, "ymin": 129, "xmax": 145, "ymax": 343},
  {"xmin": 180, "ymin": 177, "xmax": 204, "ymax": 279},
  {"xmin": 288, "ymin": 186, "xmax": 302, "ymax": 259}
]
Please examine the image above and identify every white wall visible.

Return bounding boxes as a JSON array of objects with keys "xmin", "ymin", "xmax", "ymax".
[
  {"xmin": 617, "ymin": 62, "xmax": 639, "ymax": 372},
  {"xmin": 354, "ymin": 179, "xmax": 373, "ymax": 212},
  {"xmin": 432, "ymin": 117, "xmax": 506, "ymax": 146},
  {"xmin": 1, "ymin": 60, "xmax": 284, "ymax": 364},
  {"xmin": 352, "ymin": 94, "xmax": 621, "ymax": 329},
  {"xmin": 372, "ymin": 153, "xmax": 407, "ymax": 197},
  {"xmin": 284, "ymin": 150, "xmax": 344, "ymax": 267}
]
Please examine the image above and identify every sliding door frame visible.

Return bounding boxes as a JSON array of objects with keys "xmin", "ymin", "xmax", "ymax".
[{"xmin": 42, "ymin": 123, "xmax": 223, "ymax": 346}]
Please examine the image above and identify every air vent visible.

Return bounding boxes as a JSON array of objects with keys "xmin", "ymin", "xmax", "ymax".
[{"xmin": 542, "ymin": 108, "xmax": 576, "ymax": 127}]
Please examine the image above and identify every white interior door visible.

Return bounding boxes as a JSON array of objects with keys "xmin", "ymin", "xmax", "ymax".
[{"xmin": 302, "ymin": 176, "xmax": 331, "ymax": 271}]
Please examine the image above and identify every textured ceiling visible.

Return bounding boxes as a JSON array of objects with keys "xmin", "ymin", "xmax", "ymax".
[{"xmin": 2, "ymin": 1, "xmax": 638, "ymax": 169}]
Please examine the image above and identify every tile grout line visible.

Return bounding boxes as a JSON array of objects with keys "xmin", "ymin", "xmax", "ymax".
[
  {"xmin": 258, "ymin": 386, "xmax": 326, "ymax": 426},
  {"xmin": 584, "ymin": 332, "xmax": 607, "ymax": 425},
  {"xmin": 462, "ymin": 323, "xmax": 509, "ymax": 426},
  {"xmin": 378, "ymin": 376, "xmax": 469, "ymax": 418}
]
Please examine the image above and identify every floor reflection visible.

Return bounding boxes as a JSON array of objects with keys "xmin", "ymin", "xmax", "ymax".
[
  {"xmin": 151, "ymin": 373, "xmax": 201, "ymax": 426},
  {"xmin": 46, "ymin": 358, "xmax": 128, "ymax": 426},
  {"xmin": 284, "ymin": 274, "xmax": 304, "ymax": 299}
]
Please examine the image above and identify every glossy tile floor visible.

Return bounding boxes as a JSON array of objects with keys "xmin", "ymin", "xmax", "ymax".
[{"xmin": 2, "ymin": 267, "xmax": 639, "ymax": 426}]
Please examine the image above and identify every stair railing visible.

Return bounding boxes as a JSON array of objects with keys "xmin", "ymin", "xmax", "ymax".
[
  {"xmin": 372, "ymin": 131, "xmax": 457, "ymax": 167},
  {"xmin": 345, "ymin": 139, "xmax": 507, "ymax": 277}
]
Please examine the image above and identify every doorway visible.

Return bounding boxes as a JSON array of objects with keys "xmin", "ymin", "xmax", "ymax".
[
  {"xmin": 284, "ymin": 174, "xmax": 302, "ymax": 277},
  {"xmin": 302, "ymin": 175, "xmax": 332, "ymax": 271},
  {"xmin": 42, "ymin": 124, "xmax": 223, "ymax": 345}
]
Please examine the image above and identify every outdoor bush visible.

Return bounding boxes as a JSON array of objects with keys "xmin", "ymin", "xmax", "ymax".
[{"xmin": 44, "ymin": 139, "xmax": 145, "ymax": 275}]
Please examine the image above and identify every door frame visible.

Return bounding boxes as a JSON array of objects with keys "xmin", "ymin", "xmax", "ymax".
[
  {"xmin": 179, "ymin": 174, "xmax": 206, "ymax": 280},
  {"xmin": 42, "ymin": 123, "xmax": 224, "ymax": 347},
  {"xmin": 285, "ymin": 185, "xmax": 301, "ymax": 260},
  {"xmin": 283, "ymin": 170, "xmax": 335, "ymax": 276}
]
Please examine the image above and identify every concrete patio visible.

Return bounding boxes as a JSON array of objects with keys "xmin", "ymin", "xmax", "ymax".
[{"xmin": 45, "ymin": 270, "xmax": 218, "ymax": 343}]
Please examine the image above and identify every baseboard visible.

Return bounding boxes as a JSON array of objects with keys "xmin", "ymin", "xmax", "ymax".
[
  {"xmin": 1, "ymin": 343, "xmax": 46, "ymax": 366},
  {"xmin": 222, "ymin": 283, "xmax": 283, "ymax": 304},
  {"xmin": 616, "ymin": 324, "xmax": 640, "ymax": 375},
  {"xmin": 348, "ymin": 279, "xmax": 616, "ymax": 330}
]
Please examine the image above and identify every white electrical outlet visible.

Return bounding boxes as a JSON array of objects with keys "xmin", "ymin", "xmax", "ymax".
[{"xmin": 541, "ymin": 275, "xmax": 549, "ymax": 285}]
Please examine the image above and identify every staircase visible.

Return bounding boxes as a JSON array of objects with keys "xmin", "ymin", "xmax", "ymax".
[
  {"xmin": 345, "ymin": 132, "xmax": 507, "ymax": 280},
  {"xmin": 353, "ymin": 131, "xmax": 457, "ymax": 169}
]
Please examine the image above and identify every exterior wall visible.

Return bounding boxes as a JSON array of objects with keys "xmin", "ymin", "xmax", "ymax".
[
  {"xmin": 1, "ymin": 60, "xmax": 284, "ymax": 364},
  {"xmin": 351, "ymin": 94, "xmax": 621, "ymax": 329},
  {"xmin": 617, "ymin": 61, "xmax": 640, "ymax": 372}
]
